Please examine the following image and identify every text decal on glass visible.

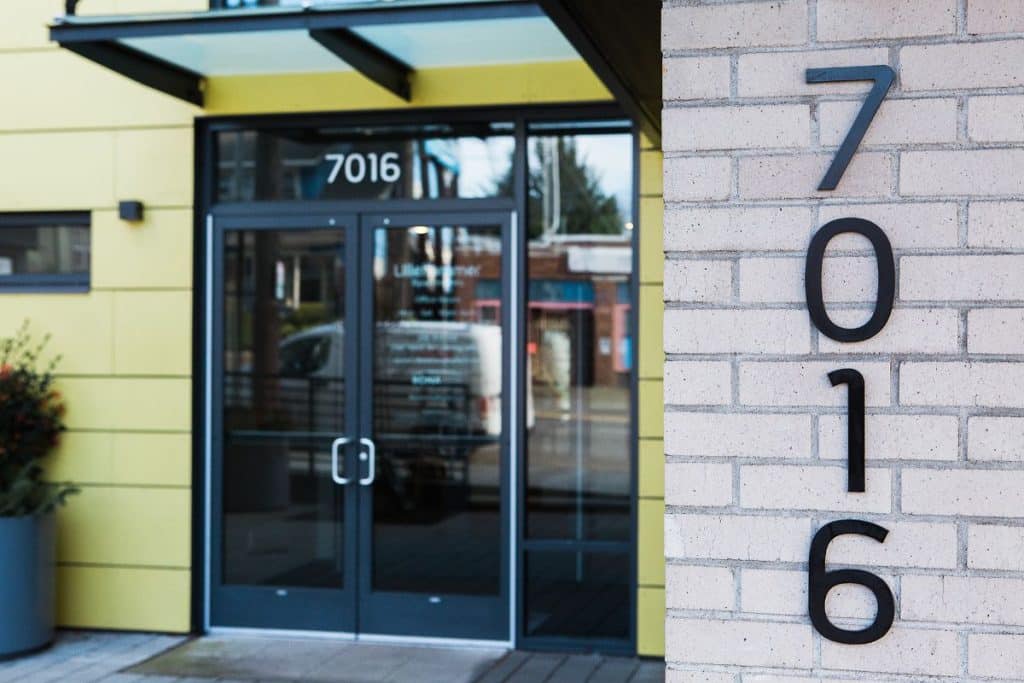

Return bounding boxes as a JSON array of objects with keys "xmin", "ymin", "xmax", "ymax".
[
  {"xmin": 803, "ymin": 64, "xmax": 899, "ymax": 646},
  {"xmin": 325, "ymin": 152, "xmax": 402, "ymax": 185}
]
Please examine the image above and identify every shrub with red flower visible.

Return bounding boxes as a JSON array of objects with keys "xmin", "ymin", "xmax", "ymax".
[{"xmin": 0, "ymin": 323, "xmax": 76, "ymax": 516}]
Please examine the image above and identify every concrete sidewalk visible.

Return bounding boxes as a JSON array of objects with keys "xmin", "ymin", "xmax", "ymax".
[
  {"xmin": 0, "ymin": 631, "xmax": 185, "ymax": 683},
  {"xmin": 0, "ymin": 631, "xmax": 664, "ymax": 683}
]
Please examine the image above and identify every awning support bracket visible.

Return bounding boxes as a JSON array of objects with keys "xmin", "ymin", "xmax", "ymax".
[
  {"xmin": 310, "ymin": 28, "xmax": 413, "ymax": 102},
  {"xmin": 61, "ymin": 40, "xmax": 204, "ymax": 106}
]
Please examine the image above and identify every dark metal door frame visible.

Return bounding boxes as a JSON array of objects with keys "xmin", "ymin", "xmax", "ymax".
[
  {"xmin": 355, "ymin": 210, "xmax": 516, "ymax": 644},
  {"xmin": 195, "ymin": 104, "xmax": 640, "ymax": 654},
  {"xmin": 206, "ymin": 205, "xmax": 517, "ymax": 644},
  {"xmin": 206, "ymin": 210, "xmax": 361, "ymax": 633}
]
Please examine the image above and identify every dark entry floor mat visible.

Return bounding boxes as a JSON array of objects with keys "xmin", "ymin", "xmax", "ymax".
[{"xmin": 128, "ymin": 635, "xmax": 664, "ymax": 683}]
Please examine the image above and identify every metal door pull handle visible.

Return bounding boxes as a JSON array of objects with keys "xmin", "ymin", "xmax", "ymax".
[
  {"xmin": 359, "ymin": 437, "xmax": 376, "ymax": 486},
  {"xmin": 331, "ymin": 437, "xmax": 352, "ymax": 485}
]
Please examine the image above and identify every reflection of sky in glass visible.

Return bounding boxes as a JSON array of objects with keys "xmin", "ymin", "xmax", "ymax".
[
  {"xmin": 225, "ymin": 0, "xmax": 499, "ymax": 6},
  {"xmin": 575, "ymin": 134, "xmax": 634, "ymax": 221},
  {"xmin": 526, "ymin": 132, "xmax": 635, "ymax": 228},
  {"xmin": 453, "ymin": 138, "xmax": 516, "ymax": 197},
  {"xmin": 455, "ymin": 133, "xmax": 634, "ymax": 221},
  {"xmin": 223, "ymin": 0, "xmax": 500, "ymax": 8}
]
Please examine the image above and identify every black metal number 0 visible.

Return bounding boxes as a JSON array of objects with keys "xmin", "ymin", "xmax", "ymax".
[
  {"xmin": 808, "ymin": 520, "xmax": 895, "ymax": 644},
  {"xmin": 805, "ymin": 218, "xmax": 895, "ymax": 343}
]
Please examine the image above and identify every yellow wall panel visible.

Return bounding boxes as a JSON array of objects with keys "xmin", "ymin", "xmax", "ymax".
[
  {"xmin": 0, "ymin": 0, "xmax": 62, "ymax": 51},
  {"xmin": 639, "ymin": 197, "xmax": 664, "ymax": 286},
  {"xmin": 0, "ymin": 293, "xmax": 114, "ymax": 375},
  {"xmin": 0, "ymin": 51, "xmax": 196, "ymax": 132},
  {"xmin": 638, "ymin": 285, "xmax": 664, "ymax": 381},
  {"xmin": 637, "ymin": 587, "xmax": 666, "ymax": 657},
  {"xmin": 57, "ymin": 566, "xmax": 190, "ymax": 632},
  {"xmin": 111, "ymin": 432, "xmax": 191, "ymax": 486},
  {"xmin": 638, "ymin": 498, "xmax": 665, "ymax": 587},
  {"xmin": 640, "ymin": 150, "xmax": 663, "ymax": 197},
  {"xmin": 638, "ymin": 439, "xmax": 664, "ymax": 500},
  {"xmin": 92, "ymin": 209, "xmax": 194, "ymax": 290},
  {"xmin": 205, "ymin": 60, "xmax": 611, "ymax": 116},
  {"xmin": 114, "ymin": 290, "xmax": 192, "ymax": 376},
  {"xmin": 115, "ymin": 128, "xmax": 194, "ymax": 207},
  {"xmin": 56, "ymin": 485, "xmax": 191, "ymax": 567},
  {"xmin": 638, "ymin": 379, "xmax": 663, "ymax": 439},
  {"xmin": 60, "ymin": 377, "xmax": 191, "ymax": 431},
  {"xmin": 0, "ymin": 131, "xmax": 115, "ymax": 210},
  {"xmin": 46, "ymin": 431, "xmax": 191, "ymax": 487}
]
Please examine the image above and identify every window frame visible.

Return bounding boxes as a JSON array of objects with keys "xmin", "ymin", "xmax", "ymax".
[
  {"xmin": 0, "ymin": 212, "xmax": 91, "ymax": 293},
  {"xmin": 196, "ymin": 104, "xmax": 640, "ymax": 655}
]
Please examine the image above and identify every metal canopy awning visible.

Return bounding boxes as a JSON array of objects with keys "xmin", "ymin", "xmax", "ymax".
[{"xmin": 48, "ymin": 0, "xmax": 661, "ymax": 144}]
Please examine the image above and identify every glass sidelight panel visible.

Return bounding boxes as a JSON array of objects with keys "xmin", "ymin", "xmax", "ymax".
[
  {"xmin": 221, "ymin": 228, "xmax": 348, "ymax": 588},
  {"xmin": 524, "ymin": 551, "xmax": 630, "ymax": 640},
  {"xmin": 368, "ymin": 222, "xmax": 504, "ymax": 598},
  {"xmin": 525, "ymin": 126, "xmax": 635, "ymax": 542},
  {"xmin": 523, "ymin": 122, "xmax": 636, "ymax": 644}
]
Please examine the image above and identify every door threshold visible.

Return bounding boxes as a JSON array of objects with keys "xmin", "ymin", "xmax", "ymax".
[
  {"xmin": 206, "ymin": 626, "xmax": 510, "ymax": 651},
  {"xmin": 207, "ymin": 626, "xmax": 357, "ymax": 641},
  {"xmin": 357, "ymin": 633, "xmax": 511, "ymax": 650}
]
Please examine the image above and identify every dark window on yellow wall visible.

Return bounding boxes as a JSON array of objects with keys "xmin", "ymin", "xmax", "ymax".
[{"xmin": 0, "ymin": 213, "xmax": 90, "ymax": 291}]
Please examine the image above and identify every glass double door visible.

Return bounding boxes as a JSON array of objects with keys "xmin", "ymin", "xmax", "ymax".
[{"xmin": 210, "ymin": 209, "xmax": 512, "ymax": 641}]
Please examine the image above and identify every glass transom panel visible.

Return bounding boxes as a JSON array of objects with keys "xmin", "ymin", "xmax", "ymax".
[
  {"xmin": 111, "ymin": 14, "xmax": 578, "ymax": 77},
  {"xmin": 120, "ymin": 31, "xmax": 353, "ymax": 76}
]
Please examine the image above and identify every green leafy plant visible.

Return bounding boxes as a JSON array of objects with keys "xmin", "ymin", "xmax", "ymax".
[{"xmin": 0, "ymin": 323, "xmax": 76, "ymax": 516}]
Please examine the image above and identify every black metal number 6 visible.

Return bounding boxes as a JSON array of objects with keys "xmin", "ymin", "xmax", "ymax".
[
  {"xmin": 808, "ymin": 520, "xmax": 895, "ymax": 644},
  {"xmin": 805, "ymin": 218, "xmax": 895, "ymax": 343}
]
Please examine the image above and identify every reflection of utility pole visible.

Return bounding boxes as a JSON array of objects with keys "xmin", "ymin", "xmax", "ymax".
[
  {"xmin": 540, "ymin": 138, "xmax": 561, "ymax": 240},
  {"xmin": 252, "ymin": 134, "xmax": 283, "ymax": 427}
]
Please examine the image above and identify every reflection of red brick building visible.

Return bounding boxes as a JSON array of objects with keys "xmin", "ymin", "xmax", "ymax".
[{"xmin": 463, "ymin": 238, "xmax": 632, "ymax": 389}]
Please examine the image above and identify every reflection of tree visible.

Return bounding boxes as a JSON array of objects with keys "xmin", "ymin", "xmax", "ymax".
[{"xmin": 497, "ymin": 138, "xmax": 624, "ymax": 240}]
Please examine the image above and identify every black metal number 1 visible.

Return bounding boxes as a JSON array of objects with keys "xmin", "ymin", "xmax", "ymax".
[{"xmin": 829, "ymin": 369, "xmax": 865, "ymax": 493}]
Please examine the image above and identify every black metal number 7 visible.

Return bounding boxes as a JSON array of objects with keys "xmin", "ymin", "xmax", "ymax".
[{"xmin": 806, "ymin": 65, "xmax": 896, "ymax": 191}]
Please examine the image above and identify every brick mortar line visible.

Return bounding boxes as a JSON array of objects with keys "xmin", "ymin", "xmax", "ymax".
[
  {"xmin": 661, "ymin": 32, "xmax": 1024, "ymax": 59},
  {"xmin": 665, "ymin": 91, "xmax": 1024, "ymax": 106},
  {"xmin": 664, "ymin": 251, "xmax": 1024, "ymax": 259},
  {"xmin": 666, "ymin": 89, "xmax": 1024, "ymax": 105},
  {"xmin": 664, "ymin": 454, "xmax": 1024, "ymax": 466},
  {"xmin": 664, "ymin": 557, "xmax": 1024, "ymax": 576},
  {"xmin": 664, "ymin": 352, "xmax": 1024, "ymax": 364},
  {"xmin": 665, "ymin": 662, "xmax": 959, "ymax": 683},
  {"xmin": 663, "ymin": 301, "xmax": 1024, "ymax": 310},
  {"xmin": 663, "ymin": 403, "xmax": 1024, "ymax": 415},
  {"xmin": 662, "ymin": 606, "xmax": 1024, "ymax": 634},
  {"xmin": 662, "ymin": 197, "xmax": 1024, "ymax": 207},
  {"xmin": 662, "ymin": 142, "xmax": 1024, "ymax": 156}
]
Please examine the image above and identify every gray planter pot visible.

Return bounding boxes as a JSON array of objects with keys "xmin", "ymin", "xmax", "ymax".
[{"xmin": 0, "ymin": 514, "xmax": 55, "ymax": 660}]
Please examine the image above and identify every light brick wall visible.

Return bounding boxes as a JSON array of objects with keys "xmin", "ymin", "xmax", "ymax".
[{"xmin": 661, "ymin": 1, "xmax": 1024, "ymax": 679}]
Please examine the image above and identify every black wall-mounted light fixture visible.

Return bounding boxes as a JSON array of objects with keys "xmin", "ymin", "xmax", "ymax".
[{"xmin": 118, "ymin": 201, "xmax": 144, "ymax": 223}]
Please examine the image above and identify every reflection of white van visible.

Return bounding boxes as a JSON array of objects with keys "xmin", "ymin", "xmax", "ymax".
[{"xmin": 277, "ymin": 321, "xmax": 529, "ymax": 437}]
